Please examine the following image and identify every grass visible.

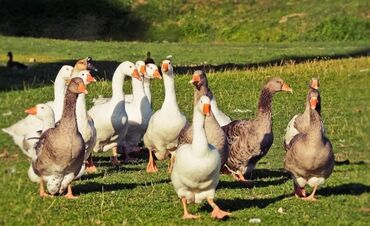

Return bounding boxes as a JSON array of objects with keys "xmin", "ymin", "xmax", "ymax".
[
  {"xmin": 0, "ymin": 0, "xmax": 369, "ymax": 42},
  {"xmin": 0, "ymin": 50, "xmax": 369, "ymax": 225}
]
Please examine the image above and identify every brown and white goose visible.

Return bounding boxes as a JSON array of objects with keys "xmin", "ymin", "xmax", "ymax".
[
  {"xmin": 284, "ymin": 78, "xmax": 322, "ymax": 149},
  {"xmin": 284, "ymin": 88, "xmax": 334, "ymax": 201},
  {"xmin": 222, "ymin": 77, "xmax": 292, "ymax": 181},
  {"xmin": 28, "ymin": 77, "xmax": 87, "ymax": 199},
  {"xmin": 178, "ymin": 70, "xmax": 228, "ymax": 169}
]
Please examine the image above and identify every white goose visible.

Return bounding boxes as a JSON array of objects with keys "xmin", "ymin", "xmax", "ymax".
[
  {"xmin": 74, "ymin": 70, "xmax": 97, "ymax": 173},
  {"xmin": 143, "ymin": 59, "xmax": 187, "ymax": 173},
  {"xmin": 88, "ymin": 61, "xmax": 140, "ymax": 165},
  {"xmin": 23, "ymin": 104, "xmax": 55, "ymax": 159},
  {"xmin": 123, "ymin": 61, "xmax": 161, "ymax": 158},
  {"xmin": 171, "ymin": 95, "xmax": 231, "ymax": 220},
  {"xmin": 2, "ymin": 65, "xmax": 73, "ymax": 151}
]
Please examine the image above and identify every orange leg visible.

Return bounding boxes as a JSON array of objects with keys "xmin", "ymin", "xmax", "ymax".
[
  {"xmin": 207, "ymin": 198, "xmax": 231, "ymax": 220},
  {"xmin": 111, "ymin": 147, "xmax": 121, "ymax": 166},
  {"xmin": 64, "ymin": 184, "xmax": 78, "ymax": 199},
  {"xmin": 86, "ymin": 154, "xmax": 97, "ymax": 173},
  {"xmin": 302, "ymin": 185, "xmax": 318, "ymax": 201},
  {"xmin": 146, "ymin": 149, "xmax": 158, "ymax": 173},
  {"xmin": 181, "ymin": 197, "xmax": 199, "ymax": 219},
  {"xmin": 39, "ymin": 178, "xmax": 50, "ymax": 198}
]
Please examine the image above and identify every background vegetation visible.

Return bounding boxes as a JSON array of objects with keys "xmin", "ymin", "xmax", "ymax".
[{"xmin": 0, "ymin": 0, "xmax": 369, "ymax": 42}]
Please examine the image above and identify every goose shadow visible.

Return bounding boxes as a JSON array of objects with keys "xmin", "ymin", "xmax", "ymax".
[
  {"xmin": 200, "ymin": 194, "xmax": 288, "ymax": 212},
  {"xmin": 317, "ymin": 183, "xmax": 370, "ymax": 197}
]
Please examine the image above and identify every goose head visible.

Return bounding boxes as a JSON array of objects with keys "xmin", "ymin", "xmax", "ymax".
[
  {"xmin": 117, "ymin": 61, "xmax": 141, "ymax": 81},
  {"xmin": 136, "ymin": 60, "xmax": 147, "ymax": 77},
  {"xmin": 189, "ymin": 70, "xmax": 208, "ymax": 91},
  {"xmin": 75, "ymin": 70, "xmax": 96, "ymax": 85},
  {"xmin": 56, "ymin": 65, "xmax": 74, "ymax": 81},
  {"xmin": 161, "ymin": 59, "xmax": 173, "ymax": 77},
  {"xmin": 25, "ymin": 104, "xmax": 54, "ymax": 121},
  {"xmin": 265, "ymin": 77, "xmax": 292, "ymax": 93},
  {"xmin": 68, "ymin": 77, "xmax": 88, "ymax": 94},
  {"xmin": 309, "ymin": 78, "xmax": 320, "ymax": 90},
  {"xmin": 7, "ymin": 52, "xmax": 13, "ymax": 59},
  {"xmin": 74, "ymin": 57, "xmax": 97, "ymax": 74},
  {"xmin": 197, "ymin": 95, "xmax": 211, "ymax": 117},
  {"xmin": 308, "ymin": 88, "xmax": 320, "ymax": 110},
  {"xmin": 145, "ymin": 63, "xmax": 161, "ymax": 79}
]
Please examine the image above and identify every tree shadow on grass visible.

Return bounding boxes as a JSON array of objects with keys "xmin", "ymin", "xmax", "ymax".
[
  {"xmin": 334, "ymin": 160, "xmax": 367, "ymax": 166},
  {"xmin": 249, "ymin": 168, "xmax": 290, "ymax": 180}
]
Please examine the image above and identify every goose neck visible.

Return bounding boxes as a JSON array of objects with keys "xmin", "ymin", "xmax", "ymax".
[
  {"xmin": 59, "ymin": 91, "xmax": 79, "ymax": 132},
  {"xmin": 111, "ymin": 68, "xmax": 125, "ymax": 101},
  {"xmin": 162, "ymin": 73, "xmax": 178, "ymax": 110},
  {"xmin": 53, "ymin": 75, "xmax": 67, "ymax": 121},
  {"xmin": 191, "ymin": 107, "xmax": 208, "ymax": 155},
  {"xmin": 132, "ymin": 77, "xmax": 146, "ymax": 101},
  {"xmin": 76, "ymin": 93, "xmax": 87, "ymax": 131},
  {"xmin": 257, "ymin": 88, "xmax": 273, "ymax": 119},
  {"xmin": 143, "ymin": 78, "xmax": 152, "ymax": 104}
]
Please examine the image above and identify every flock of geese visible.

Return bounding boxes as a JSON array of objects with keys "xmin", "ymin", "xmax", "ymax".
[{"xmin": 2, "ymin": 54, "xmax": 334, "ymax": 220}]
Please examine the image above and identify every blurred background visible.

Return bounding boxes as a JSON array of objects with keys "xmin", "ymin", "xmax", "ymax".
[{"xmin": 0, "ymin": 0, "xmax": 368, "ymax": 42}]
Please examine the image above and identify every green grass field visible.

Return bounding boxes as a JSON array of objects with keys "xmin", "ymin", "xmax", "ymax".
[{"xmin": 0, "ymin": 36, "xmax": 369, "ymax": 225}]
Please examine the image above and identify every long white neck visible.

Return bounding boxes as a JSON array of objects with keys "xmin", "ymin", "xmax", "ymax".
[
  {"xmin": 162, "ymin": 72, "xmax": 179, "ymax": 111},
  {"xmin": 42, "ymin": 115, "xmax": 55, "ymax": 132},
  {"xmin": 111, "ymin": 67, "xmax": 125, "ymax": 102},
  {"xmin": 53, "ymin": 75, "xmax": 67, "ymax": 122},
  {"xmin": 76, "ymin": 93, "xmax": 87, "ymax": 133},
  {"xmin": 143, "ymin": 77, "xmax": 152, "ymax": 104},
  {"xmin": 132, "ymin": 77, "xmax": 146, "ymax": 103},
  {"xmin": 192, "ymin": 107, "xmax": 208, "ymax": 155}
]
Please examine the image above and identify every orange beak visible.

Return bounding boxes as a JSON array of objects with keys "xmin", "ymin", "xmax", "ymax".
[
  {"xmin": 203, "ymin": 103, "xmax": 211, "ymax": 116},
  {"xmin": 162, "ymin": 63, "xmax": 169, "ymax": 72},
  {"xmin": 132, "ymin": 69, "xmax": 142, "ymax": 81},
  {"xmin": 153, "ymin": 70, "xmax": 162, "ymax": 79},
  {"xmin": 77, "ymin": 83, "xmax": 88, "ymax": 94},
  {"xmin": 310, "ymin": 79, "xmax": 319, "ymax": 90},
  {"xmin": 189, "ymin": 73, "xmax": 200, "ymax": 84},
  {"xmin": 25, "ymin": 106, "xmax": 37, "ymax": 115},
  {"xmin": 282, "ymin": 83, "xmax": 293, "ymax": 93},
  {"xmin": 87, "ymin": 73, "xmax": 96, "ymax": 83},
  {"xmin": 310, "ymin": 97, "xmax": 318, "ymax": 109},
  {"xmin": 140, "ymin": 65, "xmax": 146, "ymax": 75}
]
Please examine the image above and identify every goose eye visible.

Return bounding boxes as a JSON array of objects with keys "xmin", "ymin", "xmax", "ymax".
[{"xmin": 129, "ymin": 66, "xmax": 132, "ymax": 68}]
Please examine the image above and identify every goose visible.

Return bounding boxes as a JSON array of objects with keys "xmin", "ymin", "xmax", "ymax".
[
  {"xmin": 23, "ymin": 104, "xmax": 55, "ymax": 159},
  {"xmin": 178, "ymin": 70, "xmax": 228, "ymax": 168},
  {"xmin": 222, "ymin": 77, "xmax": 292, "ymax": 181},
  {"xmin": 144, "ymin": 51, "xmax": 155, "ymax": 65},
  {"xmin": 172, "ymin": 95, "xmax": 231, "ymax": 220},
  {"xmin": 2, "ymin": 65, "xmax": 74, "ymax": 151},
  {"xmin": 88, "ymin": 61, "xmax": 140, "ymax": 166},
  {"xmin": 74, "ymin": 70, "xmax": 97, "ymax": 173},
  {"xmin": 143, "ymin": 58, "xmax": 187, "ymax": 173},
  {"xmin": 6, "ymin": 52, "xmax": 27, "ymax": 70},
  {"xmin": 28, "ymin": 77, "xmax": 87, "ymax": 198},
  {"xmin": 284, "ymin": 78, "xmax": 323, "ymax": 149},
  {"xmin": 284, "ymin": 88, "xmax": 334, "ymax": 201},
  {"xmin": 122, "ymin": 61, "xmax": 161, "ymax": 159}
]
